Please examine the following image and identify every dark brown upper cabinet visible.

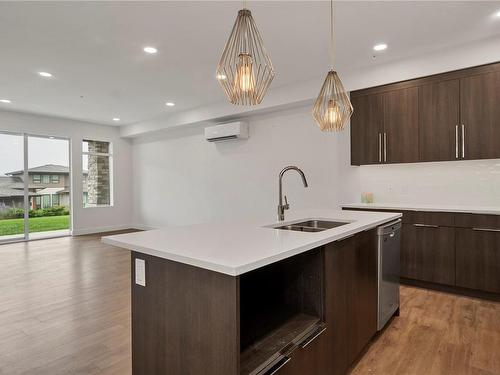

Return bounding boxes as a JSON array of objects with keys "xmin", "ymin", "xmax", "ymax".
[
  {"xmin": 384, "ymin": 87, "xmax": 419, "ymax": 163},
  {"xmin": 350, "ymin": 87, "xmax": 418, "ymax": 165},
  {"xmin": 350, "ymin": 62, "xmax": 500, "ymax": 165},
  {"xmin": 419, "ymin": 79, "xmax": 460, "ymax": 162},
  {"xmin": 350, "ymin": 93, "xmax": 384, "ymax": 165},
  {"xmin": 460, "ymin": 70, "xmax": 500, "ymax": 160}
]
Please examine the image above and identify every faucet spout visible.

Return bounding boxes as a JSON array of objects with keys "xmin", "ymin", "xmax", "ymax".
[{"xmin": 277, "ymin": 166, "xmax": 309, "ymax": 221}]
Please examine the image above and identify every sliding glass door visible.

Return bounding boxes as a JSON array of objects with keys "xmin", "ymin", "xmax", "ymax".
[
  {"xmin": 0, "ymin": 132, "xmax": 26, "ymax": 242},
  {"xmin": 0, "ymin": 132, "xmax": 71, "ymax": 242},
  {"xmin": 27, "ymin": 135, "xmax": 71, "ymax": 239}
]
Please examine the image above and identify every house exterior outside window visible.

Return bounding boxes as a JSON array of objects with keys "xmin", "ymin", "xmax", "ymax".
[{"xmin": 82, "ymin": 140, "xmax": 112, "ymax": 207}]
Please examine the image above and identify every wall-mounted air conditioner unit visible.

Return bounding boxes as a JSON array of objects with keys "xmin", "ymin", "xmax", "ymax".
[{"xmin": 204, "ymin": 121, "xmax": 249, "ymax": 142}]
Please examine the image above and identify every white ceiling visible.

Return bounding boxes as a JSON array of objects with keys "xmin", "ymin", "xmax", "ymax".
[{"xmin": 0, "ymin": 1, "xmax": 499, "ymax": 126}]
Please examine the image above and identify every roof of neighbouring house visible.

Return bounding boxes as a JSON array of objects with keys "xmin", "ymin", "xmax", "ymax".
[
  {"xmin": 0, "ymin": 176, "xmax": 23, "ymax": 186},
  {"xmin": 0, "ymin": 187, "xmax": 25, "ymax": 197},
  {"xmin": 6, "ymin": 164, "xmax": 69, "ymax": 175}
]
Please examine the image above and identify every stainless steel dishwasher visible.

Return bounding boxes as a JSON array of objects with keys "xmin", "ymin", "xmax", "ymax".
[{"xmin": 377, "ymin": 219, "xmax": 401, "ymax": 331}]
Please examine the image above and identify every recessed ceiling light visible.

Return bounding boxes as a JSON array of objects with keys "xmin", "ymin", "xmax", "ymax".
[
  {"xmin": 38, "ymin": 71, "xmax": 53, "ymax": 78},
  {"xmin": 373, "ymin": 43, "xmax": 388, "ymax": 52},
  {"xmin": 216, "ymin": 73, "xmax": 227, "ymax": 80},
  {"xmin": 0, "ymin": 99, "xmax": 11, "ymax": 103},
  {"xmin": 143, "ymin": 46, "xmax": 158, "ymax": 54},
  {"xmin": 165, "ymin": 102, "xmax": 175, "ymax": 107},
  {"xmin": 112, "ymin": 117, "xmax": 121, "ymax": 122}
]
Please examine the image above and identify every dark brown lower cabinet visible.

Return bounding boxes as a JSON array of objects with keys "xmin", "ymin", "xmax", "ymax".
[
  {"xmin": 401, "ymin": 224, "xmax": 455, "ymax": 286},
  {"xmin": 277, "ymin": 329, "xmax": 328, "ymax": 375},
  {"xmin": 456, "ymin": 228, "xmax": 500, "ymax": 293},
  {"xmin": 325, "ymin": 230, "xmax": 378, "ymax": 375}
]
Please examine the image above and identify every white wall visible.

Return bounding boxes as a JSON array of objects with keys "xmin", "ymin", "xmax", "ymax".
[
  {"xmin": 132, "ymin": 105, "xmax": 340, "ymax": 228},
  {"xmin": 0, "ymin": 110, "xmax": 133, "ymax": 234},
  {"xmin": 337, "ymin": 126, "xmax": 500, "ymax": 207}
]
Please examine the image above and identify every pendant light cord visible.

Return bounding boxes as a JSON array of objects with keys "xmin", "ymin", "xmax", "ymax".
[{"xmin": 330, "ymin": 0, "xmax": 335, "ymax": 70}]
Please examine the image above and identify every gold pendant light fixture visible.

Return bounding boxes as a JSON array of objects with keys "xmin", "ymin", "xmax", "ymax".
[
  {"xmin": 312, "ymin": 0, "xmax": 353, "ymax": 131},
  {"xmin": 216, "ymin": 5, "xmax": 275, "ymax": 105}
]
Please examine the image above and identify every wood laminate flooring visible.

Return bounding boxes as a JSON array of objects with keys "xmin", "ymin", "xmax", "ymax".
[{"xmin": 0, "ymin": 233, "xmax": 499, "ymax": 375}]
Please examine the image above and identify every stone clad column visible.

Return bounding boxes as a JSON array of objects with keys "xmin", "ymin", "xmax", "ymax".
[{"xmin": 87, "ymin": 141, "xmax": 110, "ymax": 206}]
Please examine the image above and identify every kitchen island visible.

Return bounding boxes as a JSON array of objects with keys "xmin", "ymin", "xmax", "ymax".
[{"xmin": 103, "ymin": 209, "xmax": 401, "ymax": 375}]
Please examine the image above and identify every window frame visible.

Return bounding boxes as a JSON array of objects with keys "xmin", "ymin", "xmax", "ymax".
[
  {"xmin": 51, "ymin": 174, "xmax": 60, "ymax": 183},
  {"xmin": 33, "ymin": 174, "xmax": 41, "ymax": 183},
  {"xmin": 82, "ymin": 139, "xmax": 113, "ymax": 208}
]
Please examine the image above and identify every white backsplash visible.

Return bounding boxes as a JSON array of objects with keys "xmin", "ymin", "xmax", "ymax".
[{"xmin": 338, "ymin": 127, "xmax": 500, "ymax": 207}]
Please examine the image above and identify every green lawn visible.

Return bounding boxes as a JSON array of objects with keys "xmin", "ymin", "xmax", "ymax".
[{"xmin": 0, "ymin": 215, "xmax": 70, "ymax": 236}]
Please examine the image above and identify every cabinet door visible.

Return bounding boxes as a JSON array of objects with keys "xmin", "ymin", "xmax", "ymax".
[
  {"xmin": 410, "ymin": 225, "xmax": 456, "ymax": 285},
  {"xmin": 324, "ymin": 231, "xmax": 378, "ymax": 375},
  {"xmin": 419, "ymin": 79, "xmax": 460, "ymax": 162},
  {"xmin": 350, "ymin": 93, "xmax": 384, "ymax": 165},
  {"xmin": 400, "ymin": 223, "xmax": 417, "ymax": 279},
  {"xmin": 324, "ymin": 238, "xmax": 352, "ymax": 375},
  {"xmin": 277, "ymin": 329, "xmax": 328, "ymax": 375},
  {"xmin": 348, "ymin": 229, "xmax": 377, "ymax": 365},
  {"xmin": 383, "ymin": 87, "xmax": 419, "ymax": 163},
  {"xmin": 456, "ymin": 228, "xmax": 500, "ymax": 293},
  {"xmin": 460, "ymin": 71, "xmax": 500, "ymax": 160}
]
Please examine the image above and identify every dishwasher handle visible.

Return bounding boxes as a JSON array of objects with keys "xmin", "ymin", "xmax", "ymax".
[{"xmin": 377, "ymin": 219, "xmax": 402, "ymax": 236}]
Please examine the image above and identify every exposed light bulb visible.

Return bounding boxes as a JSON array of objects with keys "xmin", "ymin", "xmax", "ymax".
[
  {"xmin": 326, "ymin": 99, "xmax": 341, "ymax": 127},
  {"xmin": 235, "ymin": 53, "xmax": 255, "ymax": 93}
]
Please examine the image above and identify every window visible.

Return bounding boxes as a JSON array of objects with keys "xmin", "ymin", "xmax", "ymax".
[
  {"xmin": 51, "ymin": 174, "xmax": 60, "ymax": 183},
  {"xmin": 42, "ymin": 195, "xmax": 50, "ymax": 208},
  {"xmin": 33, "ymin": 174, "xmax": 41, "ymax": 183},
  {"xmin": 42, "ymin": 175, "xmax": 50, "ymax": 184},
  {"xmin": 35, "ymin": 196, "xmax": 41, "ymax": 208},
  {"xmin": 82, "ymin": 140, "xmax": 112, "ymax": 207},
  {"xmin": 52, "ymin": 194, "xmax": 60, "ymax": 206}
]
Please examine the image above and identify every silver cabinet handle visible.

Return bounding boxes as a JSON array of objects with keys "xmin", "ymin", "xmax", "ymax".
[
  {"xmin": 265, "ymin": 356, "xmax": 291, "ymax": 375},
  {"xmin": 455, "ymin": 125, "xmax": 459, "ymax": 159},
  {"xmin": 383, "ymin": 132, "xmax": 387, "ymax": 162},
  {"xmin": 378, "ymin": 133, "xmax": 382, "ymax": 163},
  {"xmin": 461, "ymin": 124, "xmax": 465, "ymax": 159},
  {"xmin": 299, "ymin": 326, "xmax": 327, "ymax": 349},
  {"xmin": 473, "ymin": 227, "xmax": 500, "ymax": 233},
  {"xmin": 413, "ymin": 223, "xmax": 439, "ymax": 228}
]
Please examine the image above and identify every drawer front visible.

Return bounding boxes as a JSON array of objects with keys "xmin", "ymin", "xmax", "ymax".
[
  {"xmin": 412, "ymin": 211, "xmax": 454, "ymax": 227},
  {"xmin": 454, "ymin": 213, "xmax": 500, "ymax": 230}
]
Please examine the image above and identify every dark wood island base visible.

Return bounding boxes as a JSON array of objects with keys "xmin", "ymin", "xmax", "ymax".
[{"xmin": 130, "ymin": 228, "xmax": 387, "ymax": 375}]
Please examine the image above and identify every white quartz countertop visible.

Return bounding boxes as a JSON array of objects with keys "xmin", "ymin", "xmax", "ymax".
[
  {"xmin": 342, "ymin": 203, "xmax": 500, "ymax": 215},
  {"xmin": 102, "ymin": 209, "xmax": 401, "ymax": 276}
]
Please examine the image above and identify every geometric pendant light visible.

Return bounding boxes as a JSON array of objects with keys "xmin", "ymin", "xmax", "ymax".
[
  {"xmin": 216, "ymin": 8, "xmax": 275, "ymax": 105},
  {"xmin": 312, "ymin": 0, "xmax": 353, "ymax": 131}
]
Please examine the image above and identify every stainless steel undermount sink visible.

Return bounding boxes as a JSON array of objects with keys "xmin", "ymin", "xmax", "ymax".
[{"xmin": 272, "ymin": 219, "xmax": 350, "ymax": 232}]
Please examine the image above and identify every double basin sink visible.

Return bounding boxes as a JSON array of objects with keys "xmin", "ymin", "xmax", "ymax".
[{"xmin": 272, "ymin": 219, "xmax": 349, "ymax": 233}]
